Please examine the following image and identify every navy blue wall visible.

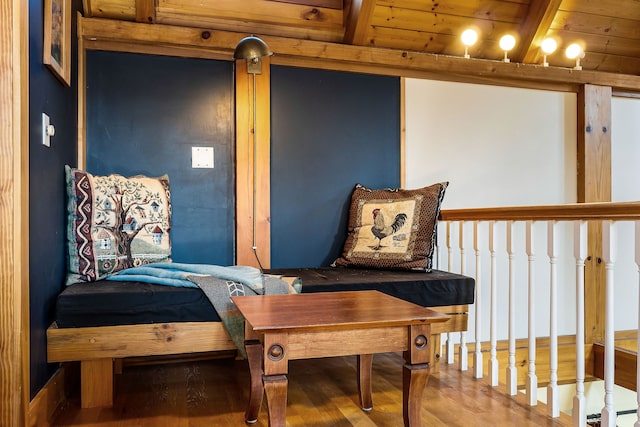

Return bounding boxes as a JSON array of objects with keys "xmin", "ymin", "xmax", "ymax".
[
  {"xmin": 28, "ymin": 0, "xmax": 83, "ymax": 398},
  {"xmin": 270, "ymin": 66, "xmax": 400, "ymax": 267},
  {"xmin": 85, "ymin": 51, "xmax": 235, "ymax": 265}
]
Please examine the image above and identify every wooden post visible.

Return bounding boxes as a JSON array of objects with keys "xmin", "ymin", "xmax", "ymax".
[
  {"xmin": 0, "ymin": 0, "xmax": 29, "ymax": 425},
  {"xmin": 577, "ymin": 84, "xmax": 611, "ymax": 374},
  {"xmin": 235, "ymin": 55, "xmax": 271, "ymax": 268}
]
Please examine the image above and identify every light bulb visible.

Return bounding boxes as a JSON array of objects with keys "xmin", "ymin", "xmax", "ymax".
[
  {"xmin": 541, "ymin": 38, "xmax": 557, "ymax": 54},
  {"xmin": 461, "ymin": 29, "xmax": 478, "ymax": 47},
  {"xmin": 565, "ymin": 43, "xmax": 582, "ymax": 59},
  {"xmin": 461, "ymin": 29, "xmax": 478, "ymax": 59},
  {"xmin": 499, "ymin": 34, "xmax": 516, "ymax": 62},
  {"xmin": 540, "ymin": 38, "xmax": 557, "ymax": 67},
  {"xmin": 565, "ymin": 43, "xmax": 585, "ymax": 70}
]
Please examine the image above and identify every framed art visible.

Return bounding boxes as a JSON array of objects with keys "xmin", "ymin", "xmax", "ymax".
[{"xmin": 43, "ymin": 0, "xmax": 71, "ymax": 86}]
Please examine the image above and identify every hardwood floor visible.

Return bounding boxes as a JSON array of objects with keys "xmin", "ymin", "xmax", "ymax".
[{"xmin": 53, "ymin": 352, "xmax": 572, "ymax": 426}]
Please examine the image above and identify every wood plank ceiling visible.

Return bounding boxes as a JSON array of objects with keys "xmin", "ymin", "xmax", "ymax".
[{"xmin": 84, "ymin": 0, "xmax": 640, "ymax": 76}]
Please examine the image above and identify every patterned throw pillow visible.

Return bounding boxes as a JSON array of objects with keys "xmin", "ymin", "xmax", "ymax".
[
  {"xmin": 65, "ymin": 165, "xmax": 172, "ymax": 284},
  {"xmin": 333, "ymin": 182, "xmax": 448, "ymax": 271}
]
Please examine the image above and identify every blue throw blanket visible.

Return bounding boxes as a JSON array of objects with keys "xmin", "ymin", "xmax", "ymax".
[{"xmin": 108, "ymin": 263, "xmax": 298, "ymax": 357}]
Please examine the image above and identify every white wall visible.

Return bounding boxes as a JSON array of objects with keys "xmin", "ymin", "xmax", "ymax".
[
  {"xmin": 405, "ymin": 79, "xmax": 640, "ymax": 342},
  {"xmin": 611, "ymin": 96, "xmax": 640, "ymax": 330},
  {"xmin": 405, "ymin": 78, "xmax": 579, "ymax": 342}
]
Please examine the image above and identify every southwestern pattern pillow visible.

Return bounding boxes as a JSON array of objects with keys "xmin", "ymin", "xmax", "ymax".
[
  {"xmin": 65, "ymin": 165, "xmax": 172, "ymax": 284},
  {"xmin": 333, "ymin": 182, "xmax": 448, "ymax": 271}
]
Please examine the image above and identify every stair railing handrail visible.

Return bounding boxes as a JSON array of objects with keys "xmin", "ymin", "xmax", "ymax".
[{"xmin": 437, "ymin": 201, "xmax": 640, "ymax": 426}]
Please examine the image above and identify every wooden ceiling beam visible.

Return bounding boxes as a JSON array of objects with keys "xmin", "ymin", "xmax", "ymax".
[
  {"xmin": 515, "ymin": 0, "xmax": 562, "ymax": 64},
  {"xmin": 80, "ymin": 16, "xmax": 640, "ymax": 93},
  {"xmin": 343, "ymin": 0, "xmax": 374, "ymax": 45}
]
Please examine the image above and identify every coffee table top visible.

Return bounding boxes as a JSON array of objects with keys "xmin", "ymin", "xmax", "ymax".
[{"xmin": 232, "ymin": 290, "xmax": 449, "ymax": 333}]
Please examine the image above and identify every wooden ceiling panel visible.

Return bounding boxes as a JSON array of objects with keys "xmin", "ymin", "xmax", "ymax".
[
  {"xmin": 551, "ymin": 10, "xmax": 640, "ymax": 41},
  {"xmin": 83, "ymin": 0, "xmax": 640, "ymax": 76},
  {"xmin": 158, "ymin": 0, "xmax": 344, "ymax": 30},
  {"xmin": 268, "ymin": 0, "xmax": 344, "ymax": 9},
  {"xmin": 560, "ymin": 0, "xmax": 640, "ymax": 21},
  {"xmin": 371, "ymin": 5, "xmax": 517, "ymax": 37},
  {"xmin": 376, "ymin": 0, "xmax": 528, "ymax": 19}
]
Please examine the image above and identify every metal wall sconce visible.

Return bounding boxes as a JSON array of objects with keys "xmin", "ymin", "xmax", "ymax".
[{"xmin": 233, "ymin": 36, "xmax": 272, "ymax": 268}]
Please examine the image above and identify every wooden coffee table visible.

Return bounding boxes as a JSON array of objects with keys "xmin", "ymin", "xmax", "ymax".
[{"xmin": 232, "ymin": 290, "xmax": 449, "ymax": 427}]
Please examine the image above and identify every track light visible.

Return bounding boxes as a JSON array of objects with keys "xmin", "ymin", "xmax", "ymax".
[
  {"xmin": 565, "ymin": 43, "xmax": 585, "ymax": 70},
  {"xmin": 540, "ymin": 38, "xmax": 557, "ymax": 67},
  {"xmin": 461, "ymin": 29, "xmax": 478, "ymax": 59},
  {"xmin": 499, "ymin": 35, "xmax": 516, "ymax": 63}
]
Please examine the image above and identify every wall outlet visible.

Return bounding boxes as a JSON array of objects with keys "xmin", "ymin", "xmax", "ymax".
[{"xmin": 192, "ymin": 146, "xmax": 214, "ymax": 168}]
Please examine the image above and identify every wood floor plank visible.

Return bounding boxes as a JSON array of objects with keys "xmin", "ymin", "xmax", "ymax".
[{"xmin": 52, "ymin": 352, "xmax": 573, "ymax": 426}]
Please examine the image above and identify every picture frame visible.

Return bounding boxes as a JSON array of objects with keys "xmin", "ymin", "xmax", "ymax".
[{"xmin": 43, "ymin": 0, "xmax": 71, "ymax": 86}]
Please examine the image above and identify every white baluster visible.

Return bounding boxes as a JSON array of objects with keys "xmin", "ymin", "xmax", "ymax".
[
  {"xmin": 547, "ymin": 221, "xmax": 559, "ymax": 417},
  {"xmin": 474, "ymin": 221, "xmax": 483, "ymax": 379},
  {"xmin": 635, "ymin": 221, "xmax": 640, "ymax": 427},
  {"xmin": 601, "ymin": 221, "xmax": 617, "ymax": 427},
  {"xmin": 526, "ymin": 221, "xmax": 538, "ymax": 406},
  {"xmin": 459, "ymin": 221, "xmax": 469, "ymax": 372},
  {"xmin": 573, "ymin": 221, "xmax": 587, "ymax": 427},
  {"xmin": 446, "ymin": 221, "xmax": 455, "ymax": 365},
  {"xmin": 506, "ymin": 221, "xmax": 517, "ymax": 395},
  {"xmin": 488, "ymin": 221, "xmax": 498, "ymax": 386}
]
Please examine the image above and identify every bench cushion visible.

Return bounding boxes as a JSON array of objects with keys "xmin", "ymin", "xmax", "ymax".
[
  {"xmin": 55, "ymin": 268, "xmax": 474, "ymax": 328},
  {"xmin": 266, "ymin": 267, "xmax": 474, "ymax": 308},
  {"xmin": 55, "ymin": 280, "xmax": 220, "ymax": 328}
]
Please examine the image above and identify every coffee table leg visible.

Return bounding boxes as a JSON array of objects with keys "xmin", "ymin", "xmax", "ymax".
[
  {"xmin": 403, "ymin": 325, "xmax": 432, "ymax": 427},
  {"xmin": 245, "ymin": 340, "xmax": 264, "ymax": 424},
  {"xmin": 402, "ymin": 362, "xmax": 430, "ymax": 426},
  {"xmin": 357, "ymin": 354, "xmax": 374, "ymax": 411},
  {"xmin": 264, "ymin": 374, "xmax": 288, "ymax": 427}
]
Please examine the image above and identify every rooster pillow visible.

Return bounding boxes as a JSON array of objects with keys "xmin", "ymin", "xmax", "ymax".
[{"xmin": 333, "ymin": 182, "xmax": 448, "ymax": 271}]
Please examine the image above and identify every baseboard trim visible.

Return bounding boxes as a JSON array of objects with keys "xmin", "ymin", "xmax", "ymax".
[{"xmin": 28, "ymin": 363, "xmax": 78, "ymax": 427}]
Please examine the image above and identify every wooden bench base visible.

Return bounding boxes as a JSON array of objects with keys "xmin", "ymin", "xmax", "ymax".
[
  {"xmin": 47, "ymin": 304, "xmax": 468, "ymax": 408},
  {"xmin": 47, "ymin": 321, "xmax": 235, "ymax": 408}
]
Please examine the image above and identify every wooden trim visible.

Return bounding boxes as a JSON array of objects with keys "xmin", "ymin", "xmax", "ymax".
[
  {"xmin": 27, "ymin": 364, "xmax": 78, "ymax": 427},
  {"xmin": 577, "ymin": 85, "xmax": 612, "ymax": 204},
  {"xmin": 234, "ymin": 56, "xmax": 271, "ymax": 268},
  {"xmin": 440, "ymin": 201, "xmax": 640, "ymax": 222},
  {"xmin": 593, "ymin": 343, "xmax": 637, "ymax": 391},
  {"xmin": 1, "ymin": 0, "xmax": 29, "ymax": 426},
  {"xmin": 576, "ymin": 85, "xmax": 612, "ymax": 368},
  {"xmin": 77, "ymin": 12, "xmax": 86, "ymax": 169},
  {"xmin": 135, "ymin": 0, "xmax": 156, "ymax": 24},
  {"xmin": 518, "ymin": 0, "xmax": 562, "ymax": 64},
  {"xmin": 457, "ymin": 335, "xmax": 594, "ymax": 388},
  {"xmin": 78, "ymin": 17, "xmax": 640, "ymax": 94},
  {"xmin": 399, "ymin": 76, "xmax": 405, "ymax": 188},
  {"xmin": 47, "ymin": 321, "xmax": 236, "ymax": 362},
  {"xmin": 343, "ymin": 0, "xmax": 375, "ymax": 45}
]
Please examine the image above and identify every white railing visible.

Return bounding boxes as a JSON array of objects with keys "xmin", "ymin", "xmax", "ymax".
[{"xmin": 437, "ymin": 202, "xmax": 640, "ymax": 426}]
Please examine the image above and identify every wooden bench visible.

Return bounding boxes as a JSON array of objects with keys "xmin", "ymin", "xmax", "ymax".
[{"xmin": 47, "ymin": 269, "xmax": 473, "ymax": 408}]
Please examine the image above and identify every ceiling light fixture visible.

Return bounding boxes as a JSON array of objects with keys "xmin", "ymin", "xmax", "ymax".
[
  {"xmin": 565, "ymin": 43, "xmax": 585, "ymax": 70},
  {"xmin": 461, "ymin": 29, "xmax": 478, "ymax": 59},
  {"xmin": 499, "ymin": 34, "xmax": 516, "ymax": 63},
  {"xmin": 540, "ymin": 38, "xmax": 557, "ymax": 67}
]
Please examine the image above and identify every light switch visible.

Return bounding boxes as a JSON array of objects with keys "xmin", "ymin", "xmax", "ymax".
[
  {"xmin": 42, "ymin": 113, "xmax": 55, "ymax": 147},
  {"xmin": 192, "ymin": 146, "xmax": 214, "ymax": 168}
]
